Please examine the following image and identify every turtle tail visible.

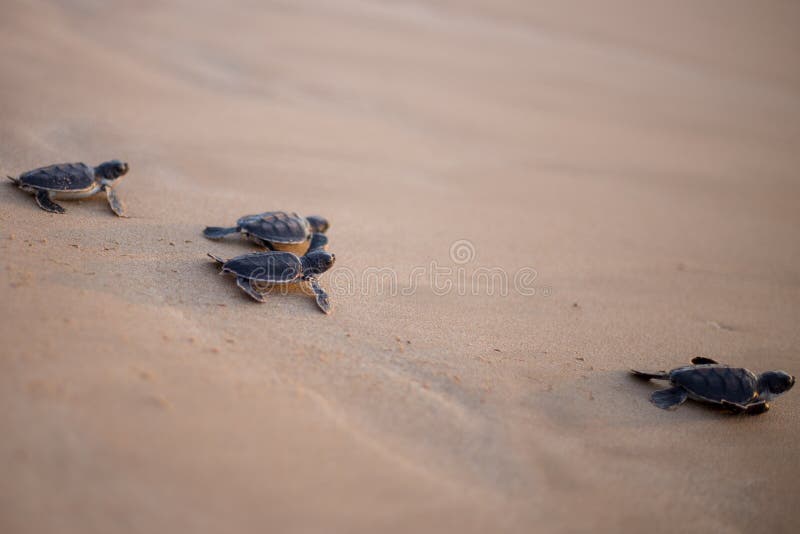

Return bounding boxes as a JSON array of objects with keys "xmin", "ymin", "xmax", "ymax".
[
  {"xmin": 207, "ymin": 253, "xmax": 226, "ymax": 265},
  {"xmin": 630, "ymin": 369, "xmax": 670, "ymax": 380},
  {"xmin": 7, "ymin": 175, "xmax": 18, "ymax": 184}
]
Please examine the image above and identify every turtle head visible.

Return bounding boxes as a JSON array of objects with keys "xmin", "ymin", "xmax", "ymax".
[
  {"xmin": 96, "ymin": 160, "xmax": 129, "ymax": 182},
  {"xmin": 757, "ymin": 371, "xmax": 795, "ymax": 400},
  {"xmin": 303, "ymin": 250, "xmax": 335, "ymax": 276},
  {"xmin": 306, "ymin": 215, "xmax": 329, "ymax": 233}
]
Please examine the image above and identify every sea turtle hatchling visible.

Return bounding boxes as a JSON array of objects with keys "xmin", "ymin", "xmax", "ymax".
[
  {"xmin": 631, "ymin": 357, "xmax": 795, "ymax": 414},
  {"xmin": 7, "ymin": 160, "xmax": 129, "ymax": 216},
  {"xmin": 208, "ymin": 233, "xmax": 335, "ymax": 314},
  {"xmin": 203, "ymin": 211, "xmax": 329, "ymax": 249}
]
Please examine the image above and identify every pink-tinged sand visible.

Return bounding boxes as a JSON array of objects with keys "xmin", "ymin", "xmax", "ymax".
[{"xmin": 1, "ymin": 1, "xmax": 798, "ymax": 532}]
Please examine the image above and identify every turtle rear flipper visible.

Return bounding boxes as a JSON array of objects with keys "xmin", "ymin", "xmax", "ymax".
[
  {"xmin": 650, "ymin": 387, "xmax": 688, "ymax": 410},
  {"xmin": 236, "ymin": 277, "xmax": 267, "ymax": 302},
  {"xmin": 35, "ymin": 190, "xmax": 65, "ymax": 213},
  {"xmin": 631, "ymin": 369, "xmax": 669, "ymax": 380},
  {"xmin": 204, "ymin": 226, "xmax": 239, "ymax": 239},
  {"xmin": 691, "ymin": 357, "xmax": 719, "ymax": 365}
]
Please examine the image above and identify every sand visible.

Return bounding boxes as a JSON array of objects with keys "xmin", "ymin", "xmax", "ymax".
[{"xmin": 1, "ymin": 1, "xmax": 799, "ymax": 532}]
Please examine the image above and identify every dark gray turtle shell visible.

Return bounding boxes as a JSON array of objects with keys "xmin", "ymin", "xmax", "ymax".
[
  {"xmin": 237, "ymin": 211, "xmax": 310, "ymax": 245},
  {"xmin": 220, "ymin": 252, "xmax": 303, "ymax": 284},
  {"xmin": 670, "ymin": 365, "xmax": 759, "ymax": 405},
  {"xmin": 18, "ymin": 163, "xmax": 96, "ymax": 192}
]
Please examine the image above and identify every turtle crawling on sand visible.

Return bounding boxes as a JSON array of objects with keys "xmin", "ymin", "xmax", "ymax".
[
  {"xmin": 8, "ymin": 160, "xmax": 129, "ymax": 216},
  {"xmin": 203, "ymin": 211, "xmax": 329, "ymax": 249},
  {"xmin": 631, "ymin": 357, "xmax": 795, "ymax": 414},
  {"xmin": 209, "ymin": 233, "xmax": 335, "ymax": 314}
]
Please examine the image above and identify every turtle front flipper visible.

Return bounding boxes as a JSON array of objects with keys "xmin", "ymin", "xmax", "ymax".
[
  {"xmin": 104, "ymin": 185, "xmax": 127, "ymax": 217},
  {"xmin": 650, "ymin": 386, "xmax": 688, "ymax": 410},
  {"xmin": 744, "ymin": 400, "xmax": 769, "ymax": 415},
  {"xmin": 307, "ymin": 276, "xmax": 332, "ymax": 314},
  {"xmin": 308, "ymin": 233, "xmax": 328, "ymax": 253},
  {"xmin": 236, "ymin": 277, "xmax": 267, "ymax": 302},
  {"xmin": 34, "ymin": 190, "xmax": 65, "ymax": 213},
  {"xmin": 721, "ymin": 399, "xmax": 769, "ymax": 415},
  {"xmin": 691, "ymin": 357, "xmax": 719, "ymax": 365},
  {"xmin": 719, "ymin": 400, "xmax": 746, "ymax": 414},
  {"xmin": 203, "ymin": 226, "xmax": 240, "ymax": 239}
]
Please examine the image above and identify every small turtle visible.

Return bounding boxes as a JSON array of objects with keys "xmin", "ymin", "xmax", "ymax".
[
  {"xmin": 7, "ymin": 160, "xmax": 129, "ymax": 216},
  {"xmin": 208, "ymin": 233, "xmax": 335, "ymax": 314},
  {"xmin": 203, "ymin": 211, "xmax": 329, "ymax": 249},
  {"xmin": 632, "ymin": 357, "xmax": 795, "ymax": 414}
]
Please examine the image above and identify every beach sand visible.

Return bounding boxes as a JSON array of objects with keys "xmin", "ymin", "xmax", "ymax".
[{"xmin": 1, "ymin": 1, "xmax": 799, "ymax": 532}]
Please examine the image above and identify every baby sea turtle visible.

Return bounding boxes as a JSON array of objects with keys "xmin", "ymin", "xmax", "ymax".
[
  {"xmin": 632, "ymin": 357, "xmax": 795, "ymax": 414},
  {"xmin": 208, "ymin": 233, "xmax": 335, "ymax": 314},
  {"xmin": 203, "ymin": 211, "xmax": 329, "ymax": 249},
  {"xmin": 7, "ymin": 160, "xmax": 129, "ymax": 216}
]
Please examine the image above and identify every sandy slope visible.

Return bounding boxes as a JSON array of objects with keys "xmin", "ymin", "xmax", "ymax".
[{"xmin": 1, "ymin": 1, "xmax": 799, "ymax": 532}]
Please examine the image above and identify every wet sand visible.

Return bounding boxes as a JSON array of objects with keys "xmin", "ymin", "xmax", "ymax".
[{"xmin": 1, "ymin": 1, "xmax": 799, "ymax": 532}]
